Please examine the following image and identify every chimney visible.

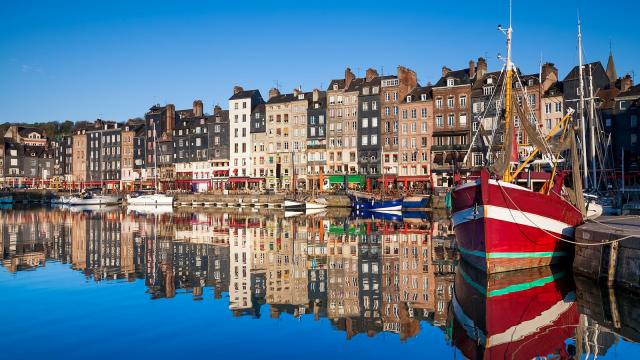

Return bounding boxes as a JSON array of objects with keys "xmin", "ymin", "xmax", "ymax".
[
  {"xmin": 469, "ymin": 59, "xmax": 476, "ymax": 79},
  {"xmin": 441, "ymin": 66, "xmax": 452, "ymax": 77},
  {"xmin": 269, "ymin": 87, "xmax": 281, "ymax": 100},
  {"xmin": 193, "ymin": 100, "xmax": 203, "ymax": 117},
  {"xmin": 233, "ymin": 86, "xmax": 244, "ymax": 95},
  {"xmin": 344, "ymin": 67, "xmax": 356, "ymax": 90},
  {"xmin": 621, "ymin": 74, "xmax": 633, "ymax": 92},
  {"xmin": 312, "ymin": 89, "xmax": 320, "ymax": 102},
  {"xmin": 541, "ymin": 63, "xmax": 558, "ymax": 82},
  {"xmin": 293, "ymin": 87, "xmax": 301, "ymax": 97},
  {"xmin": 397, "ymin": 66, "xmax": 418, "ymax": 99},
  {"xmin": 213, "ymin": 105, "xmax": 222, "ymax": 115},
  {"xmin": 165, "ymin": 104, "xmax": 175, "ymax": 135},
  {"xmin": 365, "ymin": 68, "xmax": 378, "ymax": 82},
  {"xmin": 477, "ymin": 58, "xmax": 488, "ymax": 79}
]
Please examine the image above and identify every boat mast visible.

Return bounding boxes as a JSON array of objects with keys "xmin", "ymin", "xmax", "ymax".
[
  {"xmin": 577, "ymin": 17, "xmax": 589, "ymax": 188},
  {"xmin": 588, "ymin": 64, "xmax": 598, "ymax": 190},
  {"xmin": 501, "ymin": 0, "xmax": 514, "ymax": 183}
]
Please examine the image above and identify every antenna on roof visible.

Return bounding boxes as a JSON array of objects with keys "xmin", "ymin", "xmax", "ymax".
[
  {"xmin": 380, "ymin": 66, "xmax": 384, "ymax": 76},
  {"xmin": 274, "ymin": 80, "xmax": 281, "ymax": 91}
]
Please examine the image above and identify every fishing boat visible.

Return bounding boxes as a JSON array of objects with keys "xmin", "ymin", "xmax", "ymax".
[
  {"xmin": 402, "ymin": 194, "xmax": 431, "ymax": 210},
  {"xmin": 348, "ymin": 190, "xmax": 403, "ymax": 212},
  {"xmin": 451, "ymin": 262, "xmax": 579, "ymax": 360},
  {"xmin": 451, "ymin": 9, "xmax": 587, "ymax": 273},
  {"xmin": 353, "ymin": 209, "xmax": 403, "ymax": 222}
]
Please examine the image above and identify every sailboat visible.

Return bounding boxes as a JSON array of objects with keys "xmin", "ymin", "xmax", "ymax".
[
  {"xmin": 127, "ymin": 125, "xmax": 174, "ymax": 207},
  {"xmin": 451, "ymin": 6, "xmax": 586, "ymax": 273}
]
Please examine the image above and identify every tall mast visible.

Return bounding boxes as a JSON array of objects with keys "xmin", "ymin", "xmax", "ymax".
[
  {"xmin": 501, "ymin": 0, "xmax": 514, "ymax": 182},
  {"xmin": 588, "ymin": 64, "xmax": 597, "ymax": 190},
  {"xmin": 577, "ymin": 17, "xmax": 589, "ymax": 188}
]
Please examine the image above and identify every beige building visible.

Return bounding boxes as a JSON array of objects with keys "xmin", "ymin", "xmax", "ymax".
[
  {"xmin": 72, "ymin": 130, "xmax": 88, "ymax": 183},
  {"xmin": 327, "ymin": 68, "xmax": 360, "ymax": 176},
  {"xmin": 264, "ymin": 89, "xmax": 295, "ymax": 190}
]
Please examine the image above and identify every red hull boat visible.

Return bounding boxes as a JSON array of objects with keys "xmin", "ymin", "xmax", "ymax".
[
  {"xmin": 451, "ymin": 263, "xmax": 579, "ymax": 359},
  {"xmin": 452, "ymin": 169, "xmax": 584, "ymax": 273}
]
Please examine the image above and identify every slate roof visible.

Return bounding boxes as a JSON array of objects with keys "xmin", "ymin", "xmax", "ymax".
[
  {"xmin": 544, "ymin": 81, "xmax": 564, "ymax": 97},
  {"xmin": 434, "ymin": 68, "xmax": 474, "ymax": 87},
  {"xmin": 229, "ymin": 89, "xmax": 260, "ymax": 100},
  {"xmin": 403, "ymin": 86, "xmax": 433, "ymax": 103},
  {"xmin": 563, "ymin": 61, "xmax": 605, "ymax": 81}
]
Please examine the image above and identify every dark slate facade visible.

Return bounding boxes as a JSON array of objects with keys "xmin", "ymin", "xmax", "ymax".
[
  {"xmin": 4, "ymin": 142, "xmax": 24, "ymax": 178},
  {"xmin": 251, "ymin": 103, "xmax": 266, "ymax": 134},
  {"xmin": 56, "ymin": 135, "xmax": 73, "ymax": 178},
  {"xmin": 563, "ymin": 61, "xmax": 610, "ymax": 116},
  {"xmin": 307, "ymin": 89, "xmax": 327, "ymax": 178},
  {"xmin": 612, "ymin": 85, "xmax": 640, "ymax": 173},
  {"xmin": 208, "ymin": 106, "xmax": 230, "ymax": 161},
  {"xmin": 357, "ymin": 73, "xmax": 382, "ymax": 183},
  {"xmin": 173, "ymin": 110, "xmax": 209, "ymax": 164},
  {"xmin": 144, "ymin": 104, "xmax": 175, "ymax": 171},
  {"xmin": 101, "ymin": 126, "xmax": 122, "ymax": 181}
]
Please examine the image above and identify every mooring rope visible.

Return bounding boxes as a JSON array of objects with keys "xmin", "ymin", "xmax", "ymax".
[{"xmin": 496, "ymin": 182, "xmax": 638, "ymax": 246}]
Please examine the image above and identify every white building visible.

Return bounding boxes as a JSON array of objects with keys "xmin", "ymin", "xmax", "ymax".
[{"xmin": 228, "ymin": 87, "xmax": 264, "ymax": 187}]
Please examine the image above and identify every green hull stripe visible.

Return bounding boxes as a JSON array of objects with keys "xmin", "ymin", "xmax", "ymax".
[
  {"xmin": 460, "ymin": 266, "xmax": 566, "ymax": 298},
  {"xmin": 489, "ymin": 272, "xmax": 566, "ymax": 297},
  {"xmin": 458, "ymin": 246, "xmax": 568, "ymax": 259}
]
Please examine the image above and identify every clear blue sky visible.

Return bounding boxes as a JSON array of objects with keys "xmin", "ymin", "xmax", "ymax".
[{"xmin": 1, "ymin": 0, "xmax": 638, "ymax": 123}]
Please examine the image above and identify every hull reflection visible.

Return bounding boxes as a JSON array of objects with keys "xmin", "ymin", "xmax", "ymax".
[{"xmin": 452, "ymin": 261, "xmax": 579, "ymax": 359}]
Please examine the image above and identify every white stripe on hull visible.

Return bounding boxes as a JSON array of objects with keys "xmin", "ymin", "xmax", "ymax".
[
  {"xmin": 451, "ymin": 204, "xmax": 575, "ymax": 238},
  {"xmin": 372, "ymin": 205, "xmax": 402, "ymax": 212}
]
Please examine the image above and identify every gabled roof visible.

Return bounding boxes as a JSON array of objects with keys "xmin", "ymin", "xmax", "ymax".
[
  {"xmin": 544, "ymin": 81, "xmax": 564, "ymax": 98},
  {"xmin": 266, "ymin": 93, "xmax": 297, "ymax": 104},
  {"xmin": 229, "ymin": 89, "xmax": 260, "ymax": 100},
  {"xmin": 17, "ymin": 126, "xmax": 45, "ymax": 138},
  {"xmin": 403, "ymin": 86, "xmax": 433, "ymax": 103},
  {"xmin": 563, "ymin": 61, "xmax": 605, "ymax": 81},
  {"xmin": 434, "ymin": 68, "xmax": 474, "ymax": 87},
  {"xmin": 617, "ymin": 84, "xmax": 640, "ymax": 98},
  {"xmin": 327, "ymin": 79, "xmax": 345, "ymax": 91}
]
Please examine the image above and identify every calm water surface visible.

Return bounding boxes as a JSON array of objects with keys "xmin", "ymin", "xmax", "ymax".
[{"xmin": 1, "ymin": 207, "xmax": 638, "ymax": 359}]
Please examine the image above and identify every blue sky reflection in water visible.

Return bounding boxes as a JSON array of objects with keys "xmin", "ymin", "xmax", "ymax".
[
  {"xmin": 0, "ymin": 208, "xmax": 639, "ymax": 359},
  {"xmin": 1, "ymin": 263, "xmax": 451, "ymax": 358}
]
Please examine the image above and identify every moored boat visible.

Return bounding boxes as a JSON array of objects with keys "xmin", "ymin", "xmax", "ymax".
[
  {"xmin": 452, "ymin": 170, "xmax": 583, "ymax": 272},
  {"xmin": 126, "ymin": 192, "xmax": 174, "ymax": 206},
  {"xmin": 348, "ymin": 190, "xmax": 402, "ymax": 212},
  {"xmin": 68, "ymin": 192, "xmax": 120, "ymax": 206},
  {"xmin": 305, "ymin": 197, "xmax": 328, "ymax": 210},
  {"xmin": 0, "ymin": 195, "xmax": 13, "ymax": 204},
  {"xmin": 402, "ymin": 194, "xmax": 431, "ymax": 210}
]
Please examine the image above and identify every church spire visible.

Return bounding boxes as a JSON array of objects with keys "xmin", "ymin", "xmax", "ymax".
[{"xmin": 606, "ymin": 42, "xmax": 618, "ymax": 83}]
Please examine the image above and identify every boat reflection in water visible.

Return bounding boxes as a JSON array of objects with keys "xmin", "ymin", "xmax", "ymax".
[{"xmin": 451, "ymin": 261, "xmax": 579, "ymax": 359}]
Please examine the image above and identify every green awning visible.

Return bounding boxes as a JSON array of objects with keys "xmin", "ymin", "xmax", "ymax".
[{"xmin": 328, "ymin": 175, "xmax": 365, "ymax": 185}]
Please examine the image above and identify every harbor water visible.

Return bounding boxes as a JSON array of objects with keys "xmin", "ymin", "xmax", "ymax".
[{"xmin": 0, "ymin": 207, "xmax": 638, "ymax": 359}]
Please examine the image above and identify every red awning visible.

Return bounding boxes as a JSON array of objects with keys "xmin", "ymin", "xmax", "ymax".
[
  {"xmin": 396, "ymin": 176, "xmax": 431, "ymax": 182},
  {"xmin": 228, "ymin": 177, "xmax": 249, "ymax": 183}
]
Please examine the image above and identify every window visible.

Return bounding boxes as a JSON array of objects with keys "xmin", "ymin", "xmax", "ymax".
[
  {"xmin": 362, "ymin": 118, "xmax": 369, "ymax": 128},
  {"xmin": 459, "ymin": 114, "xmax": 467, "ymax": 127},
  {"xmin": 407, "ymin": 95, "xmax": 412, "ymax": 103},
  {"xmin": 421, "ymin": 108, "xmax": 427, "ymax": 118},
  {"xmin": 393, "ymin": 106, "xmax": 398, "ymax": 115},
  {"xmin": 631, "ymin": 115, "xmax": 638, "ymax": 128},
  {"xmin": 447, "ymin": 78, "xmax": 455, "ymax": 87},
  {"xmin": 514, "ymin": 117, "xmax": 520, "ymax": 128},
  {"xmin": 460, "ymin": 96, "xmax": 467, "ymax": 107},
  {"xmin": 473, "ymin": 153, "xmax": 483, "ymax": 166},
  {"xmin": 411, "ymin": 109, "xmax": 417, "ymax": 118},
  {"xmin": 605, "ymin": 118, "xmax": 612, "ymax": 127},
  {"xmin": 546, "ymin": 119, "xmax": 552, "ymax": 129},
  {"xmin": 483, "ymin": 86, "xmax": 493, "ymax": 96},
  {"xmin": 545, "ymin": 103, "xmax": 552, "ymax": 114},
  {"xmin": 385, "ymin": 107, "xmax": 390, "ymax": 116},
  {"xmin": 402, "ymin": 110, "xmax": 408, "ymax": 119},
  {"xmin": 631, "ymin": 134, "xmax": 637, "ymax": 146},
  {"xmin": 362, "ymin": 102, "xmax": 369, "ymax": 111},
  {"xmin": 371, "ymin": 135, "xmax": 378, "ymax": 145},
  {"xmin": 473, "ymin": 121, "xmax": 480, "ymax": 131},
  {"xmin": 329, "ymin": 96, "xmax": 335, "ymax": 105},
  {"xmin": 421, "ymin": 94, "xmax": 427, "ymax": 101},
  {"xmin": 372, "ymin": 117, "xmax": 378, "ymax": 128},
  {"xmin": 361, "ymin": 135, "xmax": 368, "ymax": 146},
  {"xmin": 447, "ymin": 97, "xmax": 454, "ymax": 108},
  {"xmin": 555, "ymin": 103, "xmax": 562, "ymax": 112},
  {"xmin": 372, "ymin": 101, "xmax": 378, "ymax": 110},
  {"xmin": 436, "ymin": 98, "xmax": 443, "ymax": 109},
  {"xmin": 447, "ymin": 114, "xmax": 454, "ymax": 127},
  {"xmin": 436, "ymin": 115, "xmax": 443, "ymax": 127},
  {"xmin": 385, "ymin": 92, "xmax": 390, "ymax": 101}
]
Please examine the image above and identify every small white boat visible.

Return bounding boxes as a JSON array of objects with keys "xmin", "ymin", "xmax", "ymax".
[
  {"xmin": 126, "ymin": 192, "xmax": 174, "ymax": 206},
  {"xmin": 68, "ymin": 193, "xmax": 120, "ymax": 206},
  {"xmin": 305, "ymin": 197, "xmax": 328, "ymax": 210},
  {"xmin": 284, "ymin": 210, "xmax": 304, "ymax": 218}
]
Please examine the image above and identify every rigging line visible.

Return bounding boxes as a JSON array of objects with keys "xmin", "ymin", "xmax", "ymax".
[
  {"xmin": 484, "ymin": 68, "xmax": 508, "ymax": 163},
  {"xmin": 496, "ymin": 181, "xmax": 636, "ymax": 246},
  {"xmin": 465, "ymin": 64, "xmax": 507, "ymax": 163}
]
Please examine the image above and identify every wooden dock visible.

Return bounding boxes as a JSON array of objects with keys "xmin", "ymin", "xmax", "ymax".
[{"xmin": 573, "ymin": 216, "xmax": 640, "ymax": 292}]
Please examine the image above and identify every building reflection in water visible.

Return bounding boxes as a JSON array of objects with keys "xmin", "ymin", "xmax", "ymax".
[{"xmin": 0, "ymin": 207, "xmax": 637, "ymax": 352}]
